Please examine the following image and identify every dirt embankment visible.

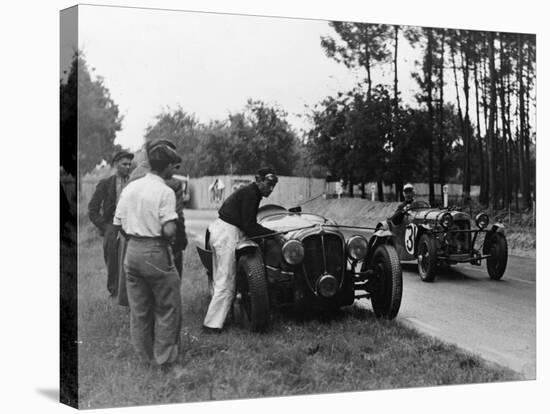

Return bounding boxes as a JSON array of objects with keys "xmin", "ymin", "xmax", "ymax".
[{"xmin": 302, "ymin": 198, "xmax": 535, "ymax": 258}]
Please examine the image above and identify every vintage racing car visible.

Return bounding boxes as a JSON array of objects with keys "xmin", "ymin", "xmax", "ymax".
[
  {"xmin": 377, "ymin": 201, "xmax": 508, "ymax": 282},
  {"xmin": 196, "ymin": 205, "xmax": 403, "ymax": 332}
]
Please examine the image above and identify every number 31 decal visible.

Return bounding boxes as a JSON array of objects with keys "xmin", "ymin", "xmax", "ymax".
[{"xmin": 405, "ymin": 224, "xmax": 417, "ymax": 255}]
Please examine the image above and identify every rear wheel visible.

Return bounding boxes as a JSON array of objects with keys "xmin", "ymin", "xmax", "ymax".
[
  {"xmin": 233, "ymin": 253, "xmax": 270, "ymax": 332},
  {"xmin": 370, "ymin": 245, "xmax": 402, "ymax": 320},
  {"xmin": 485, "ymin": 232, "xmax": 508, "ymax": 280},
  {"xmin": 417, "ymin": 234, "xmax": 437, "ymax": 282}
]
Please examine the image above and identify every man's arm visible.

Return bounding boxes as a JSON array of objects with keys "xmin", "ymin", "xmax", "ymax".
[
  {"xmin": 165, "ymin": 178, "xmax": 187, "ymax": 250},
  {"xmin": 88, "ymin": 179, "xmax": 107, "ymax": 233},
  {"xmin": 240, "ymin": 193, "xmax": 275, "ymax": 238}
]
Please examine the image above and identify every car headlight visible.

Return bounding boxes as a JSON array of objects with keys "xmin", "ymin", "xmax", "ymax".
[
  {"xmin": 282, "ymin": 240, "xmax": 305, "ymax": 265},
  {"xmin": 439, "ymin": 212, "xmax": 453, "ymax": 228},
  {"xmin": 475, "ymin": 212, "xmax": 489, "ymax": 229},
  {"xmin": 346, "ymin": 235, "xmax": 368, "ymax": 260}
]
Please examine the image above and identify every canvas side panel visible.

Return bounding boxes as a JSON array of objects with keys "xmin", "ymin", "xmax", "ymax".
[{"xmin": 60, "ymin": 5, "xmax": 79, "ymax": 409}]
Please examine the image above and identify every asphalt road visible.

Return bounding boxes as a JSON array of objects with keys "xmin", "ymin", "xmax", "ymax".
[{"xmin": 184, "ymin": 209, "xmax": 536, "ymax": 379}]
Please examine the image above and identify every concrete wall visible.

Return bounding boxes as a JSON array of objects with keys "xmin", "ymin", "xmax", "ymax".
[
  {"xmin": 79, "ymin": 174, "xmax": 481, "ymax": 211},
  {"xmin": 188, "ymin": 175, "xmax": 326, "ymax": 210}
]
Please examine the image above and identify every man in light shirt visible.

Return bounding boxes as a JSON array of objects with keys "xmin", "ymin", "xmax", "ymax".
[{"xmin": 113, "ymin": 144, "xmax": 182, "ymax": 368}]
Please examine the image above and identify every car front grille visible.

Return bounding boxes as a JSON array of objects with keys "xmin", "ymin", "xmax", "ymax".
[
  {"xmin": 447, "ymin": 220, "xmax": 471, "ymax": 253},
  {"xmin": 302, "ymin": 233, "xmax": 344, "ymax": 292}
]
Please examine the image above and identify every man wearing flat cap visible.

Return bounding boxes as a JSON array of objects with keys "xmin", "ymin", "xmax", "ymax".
[
  {"xmin": 88, "ymin": 150, "xmax": 134, "ymax": 297},
  {"xmin": 128, "ymin": 139, "xmax": 188, "ymax": 274},
  {"xmin": 203, "ymin": 167, "xmax": 278, "ymax": 333},
  {"xmin": 113, "ymin": 144, "xmax": 183, "ymax": 368}
]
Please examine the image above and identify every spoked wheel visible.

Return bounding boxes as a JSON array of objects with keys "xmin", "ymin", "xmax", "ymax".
[
  {"xmin": 417, "ymin": 234, "xmax": 437, "ymax": 282},
  {"xmin": 484, "ymin": 232, "xmax": 508, "ymax": 280},
  {"xmin": 370, "ymin": 244, "xmax": 403, "ymax": 320},
  {"xmin": 232, "ymin": 253, "xmax": 270, "ymax": 332}
]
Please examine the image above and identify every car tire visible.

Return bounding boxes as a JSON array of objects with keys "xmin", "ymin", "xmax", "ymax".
[
  {"xmin": 417, "ymin": 234, "xmax": 437, "ymax": 282},
  {"xmin": 370, "ymin": 244, "xmax": 402, "ymax": 320},
  {"xmin": 233, "ymin": 253, "xmax": 270, "ymax": 332},
  {"xmin": 484, "ymin": 232, "xmax": 508, "ymax": 280}
]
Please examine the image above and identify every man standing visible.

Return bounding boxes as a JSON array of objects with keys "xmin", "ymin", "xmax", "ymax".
[
  {"xmin": 113, "ymin": 144, "xmax": 182, "ymax": 368},
  {"xmin": 88, "ymin": 150, "xmax": 134, "ymax": 297},
  {"xmin": 203, "ymin": 168, "xmax": 278, "ymax": 333},
  {"xmin": 129, "ymin": 139, "xmax": 187, "ymax": 275}
]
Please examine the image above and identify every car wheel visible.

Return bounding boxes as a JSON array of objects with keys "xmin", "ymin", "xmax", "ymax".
[
  {"xmin": 417, "ymin": 234, "xmax": 437, "ymax": 282},
  {"xmin": 233, "ymin": 253, "xmax": 270, "ymax": 332},
  {"xmin": 370, "ymin": 244, "xmax": 402, "ymax": 320},
  {"xmin": 484, "ymin": 232, "xmax": 508, "ymax": 280}
]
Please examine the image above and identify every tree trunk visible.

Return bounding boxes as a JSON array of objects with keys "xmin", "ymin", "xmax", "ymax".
[
  {"xmin": 498, "ymin": 34, "xmax": 510, "ymax": 207},
  {"xmin": 461, "ymin": 34, "xmax": 472, "ymax": 205},
  {"xmin": 473, "ymin": 48, "xmax": 486, "ymax": 207},
  {"xmin": 426, "ymin": 28, "xmax": 435, "ymax": 206},
  {"xmin": 437, "ymin": 29, "xmax": 446, "ymax": 203},
  {"xmin": 517, "ymin": 34, "xmax": 529, "ymax": 210},
  {"xmin": 393, "ymin": 25, "xmax": 399, "ymax": 144},
  {"xmin": 524, "ymin": 38, "xmax": 533, "ymax": 209},
  {"xmin": 377, "ymin": 179, "xmax": 384, "ymax": 202},
  {"xmin": 487, "ymin": 33, "xmax": 498, "ymax": 212},
  {"xmin": 363, "ymin": 26, "xmax": 372, "ymax": 100}
]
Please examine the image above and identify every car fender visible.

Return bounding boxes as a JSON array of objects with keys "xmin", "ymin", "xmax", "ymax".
[
  {"xmin": 366, "ymin": 232, "xmax": 394, "ymax": 263},
  {"xmin": 236, "ymin": 239, "xmax": 261, "ymax": 257},
  {"xmin": 373, "ymin": 228, "xmax": 392, "ymax": 238},
  {"xmin": 482, "ymin": 224, "xmax": 507, "ymax": 255}
]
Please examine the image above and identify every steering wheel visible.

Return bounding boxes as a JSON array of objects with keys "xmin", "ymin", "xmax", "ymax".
[{"xmin": 410, "ymin": 200, "xmax": 430, "ymax": 209}]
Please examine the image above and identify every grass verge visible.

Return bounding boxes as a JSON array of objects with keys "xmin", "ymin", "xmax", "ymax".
[{"xmin": 77, "ymin": 223, "xmax": 519, "ymax": 409}]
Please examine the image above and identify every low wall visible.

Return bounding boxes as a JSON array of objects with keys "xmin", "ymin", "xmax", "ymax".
[{"xmin": 188, "ymin": 175, "xmax": 326, "ymax": 209}]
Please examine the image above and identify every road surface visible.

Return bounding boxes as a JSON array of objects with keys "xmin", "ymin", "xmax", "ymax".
[{"xmin": 183, "ymin": 209, "xmax": 536, "ymax": 379}]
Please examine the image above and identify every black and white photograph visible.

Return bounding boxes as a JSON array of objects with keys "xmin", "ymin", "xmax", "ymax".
[
  {"xmin": 57, "ymin": 2, "xmax": 540, "ymax": 410},
  {"xmin": 27, "ymin": 0, "xmax": 544, "ymax": 412}
]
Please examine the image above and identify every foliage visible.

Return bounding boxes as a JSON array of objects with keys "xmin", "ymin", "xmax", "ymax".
[
  {"xmin": 60, "ymin": 52, "xmax": 123, "ymax": 178},
  {"xmin": 143, "ymin": 100, "xmax": 300, "ymax": 177}
]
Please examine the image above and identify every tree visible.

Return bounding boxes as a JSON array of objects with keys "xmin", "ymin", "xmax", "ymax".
[
  {"xmin": 228, "ymin": 100, "xmax": 299, "ymax": 176},
  {"xmin": 321, "ymin": 22, "xmax": 391, "ymax": 99},
  {"xmin": 144, "ymin": 108, "xmax": 202, "ymax": 176},
  {"xmin": 60, "ymin": 52, "xmax": 123, "ymax": 178}
]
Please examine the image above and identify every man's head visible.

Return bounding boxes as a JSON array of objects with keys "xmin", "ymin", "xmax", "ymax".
[
  {"xmin": 112, "ymin": 151, "xmax": 134, "ymax": 178},
  {"xmin": 403, "ymin": 183, "xmax": 415, "ymax": 202},
  {"xmin": 148, "ymin": 145, "xmax": 182, "ymax": 179},
  {"xmin": 255, "ymin": 167, "xmax": 278, "ymax": 197},
  {"xmin": 145, "ymin": 139, "xmax": 176, "ymax": 157}
]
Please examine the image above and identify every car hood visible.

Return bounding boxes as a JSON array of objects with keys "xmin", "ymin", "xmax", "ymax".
[
  {"xmin": 259, "ymin": 213, "xmax": 335, "ymax": 239},
  {"xmin": 410, "ymin": 208, "xmax": 471, "ymax": 222}
]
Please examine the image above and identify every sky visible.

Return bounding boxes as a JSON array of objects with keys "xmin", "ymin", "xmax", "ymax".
[{"xmin": 70, "ymin": 4, "xmax": 421, "ymax": 151}]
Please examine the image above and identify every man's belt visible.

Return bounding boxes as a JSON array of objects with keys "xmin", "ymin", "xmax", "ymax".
[{"xmin": 126, "ymin": 234, "xmax": 166, "ymax": 242}]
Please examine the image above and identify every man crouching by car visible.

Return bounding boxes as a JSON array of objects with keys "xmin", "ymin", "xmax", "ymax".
[{"xmin": 202, "ymin": 168, "xmax": 278, "ymax": 333}]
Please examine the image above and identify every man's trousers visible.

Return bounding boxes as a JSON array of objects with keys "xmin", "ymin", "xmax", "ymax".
[
  {"xmin": 124, "ymin": 238, "xmax": 182, "ymax": 366},
  {"xmin": 203, "ymin": 218, "xmax": 244, "ymax": 329},
  {"xmin": 103, "ymin": 224, "xmax": 119, "ymax": 296}
]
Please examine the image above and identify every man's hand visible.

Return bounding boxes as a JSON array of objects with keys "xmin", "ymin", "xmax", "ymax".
[{"xmin": 162, "ymin": 221, "xmax": 178, "ymax": 244}]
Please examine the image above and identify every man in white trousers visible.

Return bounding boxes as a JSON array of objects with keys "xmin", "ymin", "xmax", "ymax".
[{"xmin": 203, "ymin": 168, "xmax": 278, "ymax": 333}]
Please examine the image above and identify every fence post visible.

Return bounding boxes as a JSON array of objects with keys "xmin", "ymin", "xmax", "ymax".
[{"xmin": 443, "ymin": 184, "xmax": 449, "ymax": 208}]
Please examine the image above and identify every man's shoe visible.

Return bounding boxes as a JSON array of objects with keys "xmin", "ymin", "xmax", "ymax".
[{"xmin": 202, "ymin": 325, "xmax": 222, "ymax": 334}]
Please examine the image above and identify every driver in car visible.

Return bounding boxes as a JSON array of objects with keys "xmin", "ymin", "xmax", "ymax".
[
  {"xmin": 202, "ymin": 167, "xmax": 278, "ymax": 333},
  {"xmin": 390, "ymin": 183, "xmax": 415, "ymax": 225}
]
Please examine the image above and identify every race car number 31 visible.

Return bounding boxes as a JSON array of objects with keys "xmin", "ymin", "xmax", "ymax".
[{"xmin": 405, "ymin": 223, "xmax": 417, "ymax": 255}]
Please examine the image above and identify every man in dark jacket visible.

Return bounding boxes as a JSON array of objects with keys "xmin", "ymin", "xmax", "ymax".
[
  {"xmin": 203, "ymin": 167, "xmax": 277, "ymax": 332},
  {"xmin": 390, "ymin": 183, "xmax": 415, "ymax": 225},
  {"xmin": 88, "ymin": 150, "xmax": 134, "ymax": 296}
]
